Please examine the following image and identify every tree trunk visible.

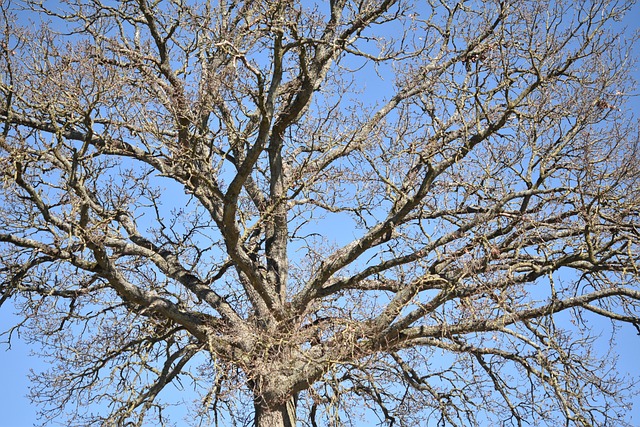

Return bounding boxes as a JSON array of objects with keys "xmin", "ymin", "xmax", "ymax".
[{"xmin": 254, "ymin": 395, "xmax": 297, "ymax": 427}]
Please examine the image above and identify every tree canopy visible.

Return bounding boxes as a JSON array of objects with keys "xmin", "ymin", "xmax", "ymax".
[{"xmin": 1, "ymin": 0, "xmax": 639, "ymax": 426}]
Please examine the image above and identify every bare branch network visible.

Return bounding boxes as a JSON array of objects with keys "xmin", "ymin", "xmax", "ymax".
[{"xmin": 1, "ymin": 0, "xmax": 639, "ymax": 426}]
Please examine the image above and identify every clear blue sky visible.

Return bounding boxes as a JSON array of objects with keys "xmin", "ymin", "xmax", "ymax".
[{"xmin": 1, "ymin": 2, "xmax": 640, "ymax": 427}]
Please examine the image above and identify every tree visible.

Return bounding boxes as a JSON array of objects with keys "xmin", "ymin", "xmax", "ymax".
[{"xmin": 1, "ymin": 0, "xmax": 639, "ymax": 425}]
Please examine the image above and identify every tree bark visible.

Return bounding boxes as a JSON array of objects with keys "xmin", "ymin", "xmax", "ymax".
[{"xmin": 254, "ymin": 395, "xmax": 296, "ymax": 427}]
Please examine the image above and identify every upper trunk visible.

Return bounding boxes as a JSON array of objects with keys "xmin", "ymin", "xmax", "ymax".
[{"xmin": 254, "ymin": 395, "xmax": 297, "ymax": 427}]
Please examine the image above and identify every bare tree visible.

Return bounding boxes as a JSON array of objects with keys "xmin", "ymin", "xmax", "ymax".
[{"xmin": 1, "ymin": 0, "xmax": 639, "ymax": 426}]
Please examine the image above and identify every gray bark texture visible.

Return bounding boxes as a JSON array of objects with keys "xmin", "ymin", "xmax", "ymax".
[{"xmin": 254, "ymin": 397, "xmax": 297, "ymax": 427}]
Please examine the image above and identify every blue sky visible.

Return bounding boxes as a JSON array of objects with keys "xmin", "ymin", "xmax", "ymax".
[{"xmin": 2, "ymin": 2, "xmax": 640, "ymax": 426}]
